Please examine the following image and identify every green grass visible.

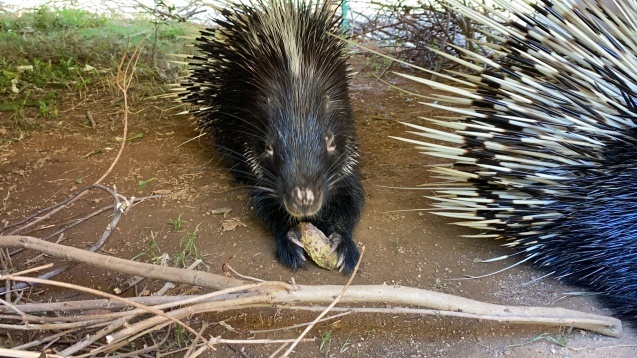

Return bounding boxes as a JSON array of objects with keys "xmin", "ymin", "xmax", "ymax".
[
  {"xmin": 132, "ymin": 217, "xmax": 203, "ymax": 268},
  {"xmin": 168, "ymin": 213, "xmax": 184, "ymax": 231},
  {"xmin": 131, "ymin": 234, "xmax": 166, "ymax": 265},
  {"xmin": 138, "ymin": 177, "xmax": 157, "ymax": 189},
  {"xmin": 0, "ymin": 6, "xmax": 192, "ymax": 133},
  {"xmin": 175, "ymin": 222, "xmax": 203, "ymax": 267},
  {"xmin": 319, "ymin": 330, "xmax": 332, "ymax": 352},
  {"xmin": 509, "ymin": 325, "xmax": 574, "ymax": 349},
  {"xmin": 339, "ymin": 332, "xmax": 353, "ymax": 353},
  {"xmin": 173, "ymin": 324, "xmax": 191, "ymax": 346}
]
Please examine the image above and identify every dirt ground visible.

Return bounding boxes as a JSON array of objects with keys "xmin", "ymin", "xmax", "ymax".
[{"xmin": 2, "ymin": 53, "xmax": 636, "ymax": 357}]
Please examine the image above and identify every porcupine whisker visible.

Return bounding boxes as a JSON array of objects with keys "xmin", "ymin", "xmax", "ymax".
[
  {"xmin": 212, "ymin": 110, "xmax": 270, "ymax": 137},
  {"xmin": 209, "ymin": 147, "xmax": 280, "ymax": 188},
  {"xmin": 199, "ymin": 122, "xmax": 268, "ymax": 143},
  {"xmin": 326, "ymin": 147, "xmax": 358, "ymax": 187},
  {"xmin": 250, "ymin": 187, "xmax": 278, "ymax": 196},
  {"xmin": 324, "ymin": 141, "xmax": 353, "ymax": 173}
]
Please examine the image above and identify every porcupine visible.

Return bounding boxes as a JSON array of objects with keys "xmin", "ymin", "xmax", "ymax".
[
  {"xmin": 396, "ymin": 0, "xmax": 637, "ymax": 324},
  {"xmin": 178, "ymin": 0, "xmax": 363, "ymax": 273}
]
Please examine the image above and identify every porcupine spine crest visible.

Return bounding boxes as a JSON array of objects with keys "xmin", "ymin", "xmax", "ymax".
[
  {"xmin": 177, "ymin": 1, "xmax": 364, "ymax": 273},
  {"xmin": 396, "ymin": 0, "xmax": 637, "ymax": 324}
]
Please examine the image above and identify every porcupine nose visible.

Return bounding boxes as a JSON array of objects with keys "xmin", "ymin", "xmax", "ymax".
[{"xmin": 285, "ymin": 186, "xmax": 323, "ymax": 218}]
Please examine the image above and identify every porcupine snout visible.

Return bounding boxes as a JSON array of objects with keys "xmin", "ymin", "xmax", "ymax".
[
  {"xmin": 284, "ymin": 184, "xmax": 324, "ymax": 218},
  {"xmin": 279, "ymin": 154, "xmax": 326, "ymax": 218},
  {"xmin": 273, "ymin": 120, "xmax": 331, "ymax": 219}
]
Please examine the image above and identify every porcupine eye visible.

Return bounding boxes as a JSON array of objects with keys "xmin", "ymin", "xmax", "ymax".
[{"xmin": 326, "ymin": 134, "xmax": 336, "ymax": 154}]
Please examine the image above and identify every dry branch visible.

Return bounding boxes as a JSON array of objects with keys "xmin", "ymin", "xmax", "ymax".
[
  {"xmin": 1, "ymin": 188, "xmax": 161, "ymax": 294},
  {"xmin": 351, "ymin": 0, "xmax": 494, "ymax": 78},
  {"xmin": 0, "ymin": 235, "xmax": 622, "ymax": 339},
  {"xmin": 0, "ymin": 348, "xmax": 64, "ymax": 358},
  {"xmin": 2, "ymin": 236, "xmax": 244, "ymax": 290}
]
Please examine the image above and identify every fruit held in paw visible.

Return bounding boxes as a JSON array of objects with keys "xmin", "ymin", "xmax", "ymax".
[{"xmin": 297, "ymin": 222, "xmax": 338, "ymax": 270}]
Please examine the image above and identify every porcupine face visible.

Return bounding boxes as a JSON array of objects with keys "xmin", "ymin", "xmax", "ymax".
[
  {"xmin": 253, "ymin": 77, "xmax": 355, "ymax": 219},
  {"xmin": 227, "ymin": 0, "xmax": 358, "ymax": 220}
]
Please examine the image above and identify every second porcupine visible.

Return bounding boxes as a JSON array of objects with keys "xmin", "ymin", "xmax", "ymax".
[
  {"xmin": 397, "ymin": 0, "xmax": 637, "ymax": 324},
  {"xmin": 178, "ymin": 0, "xmax": 363, "ymax": 273}
]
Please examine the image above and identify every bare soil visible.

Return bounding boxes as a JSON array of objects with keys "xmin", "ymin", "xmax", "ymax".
[{"xmin": 1, "ymin": 53, "xmax": 636, "ymax": 357}]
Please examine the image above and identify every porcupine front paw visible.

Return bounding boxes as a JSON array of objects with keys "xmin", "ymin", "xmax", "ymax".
[
  {"xmin": 275, "ymin": 228, "xmax": 307, "ymax": 270},
  {"xmin": 329, "ymin": 232, "xmax": 360, "ymax": 274}
]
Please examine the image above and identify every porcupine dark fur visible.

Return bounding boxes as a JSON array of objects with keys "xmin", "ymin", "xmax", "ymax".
[
  {"xmin": 178, "ymin": 0, "xmax": 363, "ymax": 273},
  {"xmin": 396, "ymin": 0, "xmax": 637, "ymax": 324}
]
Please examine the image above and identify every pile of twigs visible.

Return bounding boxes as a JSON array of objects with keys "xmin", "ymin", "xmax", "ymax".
[
  {"xmin": 1, "ymin": 235, "xmax": 623, "ymax": 357},
  {"xmin": 350, "ymin": 0, "xmax": 494, "ymax": 77}
]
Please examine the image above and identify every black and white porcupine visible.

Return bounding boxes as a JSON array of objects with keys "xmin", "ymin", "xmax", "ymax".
[
  {"xmin": 178, "ymin": 1, "xmax": 363, "ymax": 273},
  {"xmin": 397, "ymin": 0, "xmax": 637, "ymax": 324}
]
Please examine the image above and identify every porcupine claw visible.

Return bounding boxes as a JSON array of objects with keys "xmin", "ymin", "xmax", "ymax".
[
  {"xmin": 328, "ymin": 233, "xmax": 346, "ymax": 272},
  {"xmin": 287, "ymin": 228, "xmax": 305, "ymax": 248},
  {"xmin": 328, "ymin": 232, "xmax": 342, "ymax": 253},
  {"xmin": 286, "ymin": 227, "xmax": 307, "ymax": 262}
]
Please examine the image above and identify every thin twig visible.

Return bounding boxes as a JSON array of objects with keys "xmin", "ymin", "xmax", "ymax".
[
  {"xmin": 0, "ymin": 348, "xmax": 64, "ymax": 358},
  {"xmin": 190, "ymin": 337, "xmax": 315, "ymax": 358},
  {"xmin": 2, "ymin": 188, "xmax": 134, "ymax": 293},
  {"xmin": 92, "ymin": 35, "xmax": 147, "ymax": 186},
  {"xmin": 185, "ymin": 322, "xmax": 210, "ymax": 358},
  {"xmin": 60, "ymin": 316, "xmax": 134, "ymax": 356},
  {"xmin": 249, "ymin": 311, "xmax": 352, "ymax": 334},
  {"xmin": 1, "ymin": 236, "xmax": 245, "ymax": 290},
  {"xmin": 282, "ymin": 246, "xmax": 365, "ymax": 357},
  {"xmin": 12, "ymin": 328, "xmax": 79, "ymax": 350},
  {"xmin": 86, "ymin": 110, "xmax": 96, "ymax": 129},
  {"xmin": 0, "ymin": 297, "xmax": 26, "ymax": 320},
  {"xmin": 0, "ymin": 319, "xmax": 112, "ymax": 331},
  {"xmin": 224, "ymin": 263, "xmax": 265, "ymax": 283},
  {"xmin": 268, "ymin": 342, "xmax": 289, "ymax": 358},
  {"xmin": 104, "ymin": 283, "xmax": 292, "ymax": 344},
  {"xmin": 103, "ymin": 330, "xmax": 172, "ymax": 358},
  {"xmin": 1, "ymin": 274, "xmax": 212, "ymax": 351},
  {"xmin": 12, "ymin": 263, "xmax": 54, "ymax": 277},
  {"xmin": 154, "ymin": 259, "xmax": 203, "ymax": 296}
]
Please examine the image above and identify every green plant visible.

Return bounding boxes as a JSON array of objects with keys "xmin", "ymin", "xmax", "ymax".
[
  {"xmin": 116, "ymin": 133, "xmax": 144, "ymax": 142},
  {"xmin": 543, "ymin": 325, "xmax": 574, "ymax": 348},
  {"xmin": 73, "ymin": 75, "xmax": 92, "ymax": 96},
  {"xmin": 319, "ymin": 330, "xmax": 332, "ymax": 352},
  {"xmin": 131, "ymin": 235, "xmax": 165, "ymax": 264},
  {"xmin": 173, "ymin": 324, "xmax": 191, "ymax": 346},
  {"xmin": 0, "ymin": 5, "xmax": 191, "ymax": 128},
  {"xmin": 509, "ymin": 325, "xmax": 574, "ymax": 348},
  {"xmin": 138, "ymin": 177, "xmax": 156, "ymax": 189},
  {"xmin": 168, "ymin": 213, "xmax": 184, "ymax": 231},
  {"xmin": 175, "ymin": 223, "xmax": 203, "ymax": 267},
  {"xmin": 37, "ymin": 100, "xmax": 58, "ymax": 117},
  {"xmin": 340, "ymin": 332, "xmax": 353, "ymax": 353}
]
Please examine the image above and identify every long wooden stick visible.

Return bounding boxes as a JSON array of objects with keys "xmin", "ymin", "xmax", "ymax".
[
  {"xmin": 1, "ymin": 235, "xmax": 244, "ymax": 290},
  {"xmin": 0, "ymin": 235, "xmax": 622, "ymax": 338}
]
